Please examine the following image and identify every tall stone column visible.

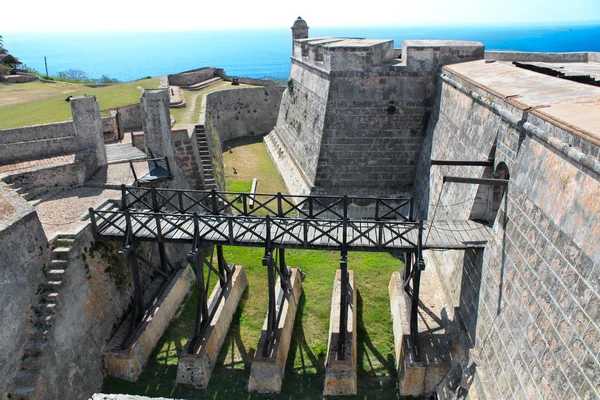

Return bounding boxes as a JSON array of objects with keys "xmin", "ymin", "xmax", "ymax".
[
  {"xmin": 70, "ymin": 96, "xmax": 107, "ymax": 166},
  {"xmin": 140, "ymin": 88, "xmax": 176, "ymax": 162}
]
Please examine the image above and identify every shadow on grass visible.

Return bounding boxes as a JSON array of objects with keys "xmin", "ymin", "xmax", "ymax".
[{"xmin": 223, "ymin": 134, "xmax": 266, "ymax": 151}]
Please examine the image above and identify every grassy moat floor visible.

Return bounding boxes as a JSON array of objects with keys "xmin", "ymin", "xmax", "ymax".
[{"xmin": 102, "ymin": 137, "xmax": 403, "ymax": 399}]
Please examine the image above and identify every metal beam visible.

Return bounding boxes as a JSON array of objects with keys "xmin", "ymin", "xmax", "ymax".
[
  {"xmin": 443, "ymin": 176, "xmax": 509, "ymax": 186},
  {"xmin": 431, "ymin": 159, "xmax": 494, "ymax": 167}
]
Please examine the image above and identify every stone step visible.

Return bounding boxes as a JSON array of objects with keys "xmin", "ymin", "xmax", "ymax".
[
  {"xmin": 27, "ymin": 326, "xmax": 50, "ymax": 341},
  {"xmin": 34, "ymin": 303, "xmax": 57, "ymax": 314},
  {"xmin": 14, "ymin": 369, "xmax": 40, "ymax": 387},
  {"xmin": 32, "ymin": 315, "xmax": 54, "ymax": 328},
  {"xmin": 9, "ymin": 385, "xmax": 36, "ymax": 399},
  {"xmin": 23, "ymin": 340, "xmax": 46, "ymax": 356},
  {"xmin": 51, "ymin": 247, "xmax": 71, "ymax": 260},
  {"xmin": 42, "ymin": 292, "xmax": 59, "ymax": 303},
  {"xmin": 49, "ymin": 259, "xmax": 69, "ymax": 269},
  {"xmin": 21, "ymin": 355, "xmax": 42, "ymax": 370},
  {"xmin": 46, "ymin": 269, "xmax": 65, "ymax": 280},
  {"xmin": 42, "ymin": 280, "xmax": 62, "ymax": 290}
]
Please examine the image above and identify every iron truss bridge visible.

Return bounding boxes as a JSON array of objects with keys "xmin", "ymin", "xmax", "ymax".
[{"xmin": 89, "ymin": 186, "xmax": 492, "ymax": 361}]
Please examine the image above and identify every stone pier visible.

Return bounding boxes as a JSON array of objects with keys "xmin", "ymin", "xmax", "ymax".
[
  {"xmin": 247, "ymin": 268, "xmax": 302, "ymax": 393},
  {"xmin": 323, "ymin": 269, "xmax": 357, "ymax": 396},
  {"xmin": 176, "ymin": 266, "xmax": 248, "ymax": 388}
]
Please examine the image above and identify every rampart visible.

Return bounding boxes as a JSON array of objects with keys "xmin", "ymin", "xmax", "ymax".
[
  {"xmin": 413, "ymin": 60, "xmax": 600, "ymax": 399},
  {"xmin": 268, "ymin": 38, "xmax": 483, "ymax": 197},
  {"xmin": 0, "ymin": 183, "xmax": 49, "ymax": 395},
  {"xmin": 168, "ymin": 67, "xmax": 223, "ymax": 87},
  {"xmin": 0, "ymin": 121, "xmax": 77, "ymax": 164}
]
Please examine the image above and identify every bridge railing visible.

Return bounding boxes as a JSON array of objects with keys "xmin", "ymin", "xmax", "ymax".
[
  {"xmin": 119, "ymin": 185, "xmax": 414, "ymax": 221},
  {"xmin": 90, "ymin": 208, "xmax": 421, "ymax": 250}
]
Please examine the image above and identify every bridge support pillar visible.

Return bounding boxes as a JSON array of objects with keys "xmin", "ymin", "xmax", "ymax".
[
  {"xmin": 248, "ymin": 267, "xmax": 302, "ymax": 393},
  {"xmin": 176, "ymin": 265, "xmax": 248, "ymax": 388},
  {"xmin": 324, "ymin": 269, "xmax": 357, "ymax": 396},
  {"xmin": 103, "ymin": 265, "xmax": 195, "ymax": 381}
]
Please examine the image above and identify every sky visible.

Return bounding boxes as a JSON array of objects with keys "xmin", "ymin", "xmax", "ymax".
[{"xmin": 2, "ymin": 0, "xmax": 600, "ymax": 32}]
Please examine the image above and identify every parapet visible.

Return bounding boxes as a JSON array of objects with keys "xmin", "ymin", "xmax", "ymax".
[
  {"xmin": 401, "ymin": 40, "xmax": 484, "ymax": 73},
  {"xmin": 293, "ymin": 37, "xmax": 394, "ymax": 72},
  {"xmin": 292, "ymin": 38, "xmax": 484, "ymax": 73}
]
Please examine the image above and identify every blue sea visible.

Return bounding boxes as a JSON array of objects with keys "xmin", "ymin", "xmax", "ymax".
[{"xmin": 4, "ymin": 24, "xmax": 600, "ymax": 82}]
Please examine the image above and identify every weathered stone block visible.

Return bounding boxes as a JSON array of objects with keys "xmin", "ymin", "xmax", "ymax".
[
  {"xmin": 176, "ymin": 266, "xmax": 248, "ymax": 388},
  {"xmin": 248, "ymin": 268, "xmax": 302, "ymax": 393},
  {"xmin": 323, "ymin": 269, "xmax": 357, "ymax": 396},
  {"xmin": 103, "ymin": 265, "xmax": 195, "ymax": 381}
]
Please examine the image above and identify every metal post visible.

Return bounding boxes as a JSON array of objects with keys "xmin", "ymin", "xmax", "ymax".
[
  {"xmin": 211, "ymin": 188, "xmax": 219, "ymax": 215},
  {"xmin": 44, "ymin": 56, "xmax": 48, "ymax": 79},
  {"xmin": 338, "ymin": 194, "xmax": 349, "ymax": 360},
  {"xmin": 410, "ymin": 220, "xmax": 425, "ymax": 361},
  {"xmin": 188, "ymin": 248, "xmax": 208, "ymax": 353},
  {"xmin": 279, "ymin": 248, "xmax": 289, "ymax": 290},
  {"xmin": 404, "ymin": 252, "xmax": 412, "ymax": 292},
  {"xmin": 375, "ymin": 199, "xmax": 380, "ymax": 221},
  {"xmin": 216, "ymin": 245, "xmax": 227, "ymax": 287},
  {"xmin": 125, "ymin": 241, "xmax": 145, "ymax": 349},
  {"xmin": 263, "ymin": 251, "xmax": 276, "ymax": 358},
  {"xmin": 121, "ymin": 184, "xmax": 127, "ymax": 210},
  {"xmin": 277, "ymin": 192, "xmax": 283, "ymax": 217},
  {"xmin": 158, "ymin": 242, "xmax": 169, "ymax": 274}
]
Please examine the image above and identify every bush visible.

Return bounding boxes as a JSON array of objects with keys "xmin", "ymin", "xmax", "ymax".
[{"xmin": 0, "ymin": 64, "xmax": 11, "ymax": 76}]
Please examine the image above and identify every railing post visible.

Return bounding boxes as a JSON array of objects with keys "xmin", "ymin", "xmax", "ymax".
[
  {"xmin": 277, "ymin": 192, "xmax": 283, "ymax": 217},
  {"xmin": 178, "ymin": 191, "xmax": 185, "ymax": 213},
  {"xmin": 375, "ymin": 199, "xmax": 380, "ymax": 221},
  {"xmin": 279, "ymin": 248, "xmax": 289, "ymax": 290},
  {"xmin": 89, "ymin": 208, "xmax": 98, "ymax": 237},
  {"xmin": 243, "ymin": 193, "xmax": 248, "ymax": 215},
  {"xmin": 338, "ymin": 251, "xmax": 348, "ymax": 360},
  {"xmin": 409, "ymin": 198, "xmax": 415, "ymax": 221},
  {"xmin": 211, "ymin": 188, "xmax": 219, "ymax": 215},
  {"xmin": 308, "ymin": 196, "xmax": 314, "ymax": 219},
  {"xmin": 217, "ymin": 245, "xmax": 227, "ymax": 287},
  {"xmin": 263, "ymin": 250, "xmax": 276, "ymax": 358},
  {"xmin": 410, "ymin": 220, "xmax": 425, "ymax": 361},
  {"xmin": 121, "ymin": 184, "xmax": 127, "ymax": 210},
  {"xmin": 265, "ymin": 215, "xmax": 271, "ymax": 249},
  {"xmin": 187, "ymin": 246, "xmax": 208, "ymax": 354}
]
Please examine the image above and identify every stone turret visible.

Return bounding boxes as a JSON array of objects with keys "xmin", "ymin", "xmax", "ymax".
[{"xmin": 291, "ymin": 16, "xmax": 309, "ymax": 41}]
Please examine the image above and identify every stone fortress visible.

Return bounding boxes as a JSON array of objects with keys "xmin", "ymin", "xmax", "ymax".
[{"xmin": 0, "ymin": 15, "xmax": 598, "ymax": 400}]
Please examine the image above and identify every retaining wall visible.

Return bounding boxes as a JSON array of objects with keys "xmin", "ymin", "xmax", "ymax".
[
  {"xmin": 414, "ymin": 69, "xmax": 600, "ymax": 399},
  {"xmin": 0, "ymin": 183, "xmax": 49, "ymax": 395}
]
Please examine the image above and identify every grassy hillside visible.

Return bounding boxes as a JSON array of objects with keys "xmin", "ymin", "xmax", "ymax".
[{"xmin": 0, "ymin": 78, "xmax": 159, "ymax": 129}]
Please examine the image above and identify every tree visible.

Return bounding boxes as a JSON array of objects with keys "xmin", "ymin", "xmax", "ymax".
[
  {"xmin": 0, "ymin": 35, "xmax": 7, "ymax": 54},
  {"xmin": 57, "ymin": 69, "xmax": 88, "ymax": 83}
]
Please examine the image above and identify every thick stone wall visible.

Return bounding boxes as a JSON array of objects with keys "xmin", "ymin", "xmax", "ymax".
[
  {"xmin": 0, "ymin": 121, "xmax": 79, "ymax": 164},
  {"xmin": 117, "ymin": 103, "xmax": 143, "ymax": 133},
  {"xmin": 172, "ymin": 126, "xmax": 205, "ymax": 190},
  {"xmin": 168, "ymin": 68, "xmax": 220, "ymax": 87},
  {"xmin": 0, "ymin": 183, "xmax": 49, "ymax": 395},
  {"xmin": 205, "ymin": 87, "xmax": 284, "ymax": 142},
  {"xmin": 268, "ymin": 40, "xmax": 483, "ymax": 197},
  {"xmin": 415, "ymin": 72, "xmax": 600, "ymax": 399}
]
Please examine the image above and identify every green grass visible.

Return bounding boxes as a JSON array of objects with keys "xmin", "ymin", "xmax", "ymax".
[
  {"xmin": 102, "ymin": 136, "xmax": 404, "ymax": 399},
  {"xmin": 0, "ymin": 78, "xmax": 159, "ymax": 129}
]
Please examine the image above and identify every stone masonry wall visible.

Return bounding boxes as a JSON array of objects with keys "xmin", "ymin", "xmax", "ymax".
[
  {"xmin": 415, "ymin": 72, "xmax": 600, "ymax": 399},
  {"xmin": 205, "ymin": 86, "xmax": 284, "ymax": 142},
  {"xmin": 314, "ymin": 71, "xmax": 437, "ymax": 196},
  {"xmin": 168, "ymin": 68, "xmax": 219, "ymax": 87},
  {"xmin": 0, "ymin": 183, "xmax": 49, "ymax": 395},
  {"xmin": 172, "ymin": 126, "xmax": 205, "ymax": 190},
  {"xmin": 271, "ymin": 61, "xmax": 331, "ymax": 190}
]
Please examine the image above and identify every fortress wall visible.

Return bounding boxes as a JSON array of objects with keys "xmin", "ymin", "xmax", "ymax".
[
  {"xmin": 270, "ymin": 61, "xmax": 331, "ymax": 191},
  {"xmin": 205, "ymin": 87, "xmax": 284, "ymax": 142},
  {"xmin": 172, "ymin": 125, "xmax": 205, "ymax": 190},
  {"xmin": 0, "ymin": 121, "xmax": 75, "ymax": 145},
  {"xmin": 416, "ymin": 73, "xmax": 600, "ymax": 399},
  {"xmin": 114, "ymin": 103, "xmax": 142, "ymax": 133},
  {"xmin": 220, "ymin": 75, "xmax": 278, "ymax": 87},
  {"xmin": 168, "ymin": 67, "xmax": 219, "ymax": 87},
  {"xmin": 313, "ymin": 71, "xmax": 436, "ymax": 196},
  {"xmin": 484, "ymin": 51, "xmax": 590, "ymax": 62},
  {"xmin": 0, "ymin": 183, "xmax": 49, "ymax": 395}
]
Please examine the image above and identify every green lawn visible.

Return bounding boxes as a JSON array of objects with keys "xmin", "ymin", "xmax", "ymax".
[
  {"xmin": 102, "ymin": 136, "xmax": 404, "ymax": 399},
  {"xmin": 0, "ymin": 78, "xmax": 159, "ymax": 129}
]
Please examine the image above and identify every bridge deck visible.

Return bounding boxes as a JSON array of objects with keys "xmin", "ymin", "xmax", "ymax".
[{"xmin": 92, "ymin": 209, "xmax": 493, "ymax": 251}]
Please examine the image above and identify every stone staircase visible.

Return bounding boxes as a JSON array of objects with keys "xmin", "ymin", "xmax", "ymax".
[
  {"xmin": 7, "ymin": 236, "xmax": 76, "ymax": 400},
  {"xmin": 195, "ymin": 125, "xmax": 217, "ymax": 190},
  {"xmin": 185, "ymin": 77, "xmax": 222, "ymax": 91}
]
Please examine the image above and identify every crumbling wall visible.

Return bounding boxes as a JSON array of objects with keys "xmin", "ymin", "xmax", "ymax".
[
  {"xmin": 205, "ymin": 87, "xmax": 284, "ymax": 142},
  {"xmin": 0, "ymin": 183, "xmax": 49, "ymax": 395},
  {"xmin": 416, "ymin": 71, "xmax": 600, "ymax": 399}
]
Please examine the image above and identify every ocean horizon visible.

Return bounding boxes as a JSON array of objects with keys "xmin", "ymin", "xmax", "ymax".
[{"xmin": 4, "ymin": 23, "xmax": 600, "ymax": 82}]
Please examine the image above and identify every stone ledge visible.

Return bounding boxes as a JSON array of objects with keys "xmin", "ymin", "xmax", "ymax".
[
  {"xmin": 323, "ymin": 269, "xmax": 357, "ymax": 396},
  {"xmin": 248, "ymin": 268, "xmax": 302, "ymax": 393},
  {"xmin": 103, "ymin": 265, "xmax": 195, "ymax": 381},
  {"xmin": 176, "ymin": 265, "xmax": 248, "ymax": 388}
]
